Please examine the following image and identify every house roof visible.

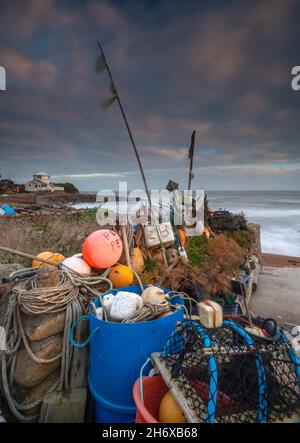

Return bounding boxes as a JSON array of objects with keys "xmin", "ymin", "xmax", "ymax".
[
  {"xmin": 35, "ymin": 172, "xmax": 50, "ymax": 176},
  {"xmin": 27, "ymin": 180, "xmax": 47, "ymax": 186}
]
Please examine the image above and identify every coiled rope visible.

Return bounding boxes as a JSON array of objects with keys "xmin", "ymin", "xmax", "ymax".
[
  {"xmin": 123, "ymin": 302, "xmax": 176, "ymax": 323},
  {"xmin": 1, "ymin": 267, "xmax": 112, "ymax": 423}
]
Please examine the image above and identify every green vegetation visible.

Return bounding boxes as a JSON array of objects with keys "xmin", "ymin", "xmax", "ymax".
[
  {"xmin": 185, "ymin": 235, "xmax": 209, "ymax": 267},
  {"xmin": 60, "ymin": 243, "xmax": 79, "ymax": 258},
  {"xmin": 77, "ymin": 207, "xmax": 98, "ymax": 222},
  {"xmin": 230, "ymin": 228, "xmax": 255, "ymax": 251},
  {"xmin": 54, "ymin": 182, "xmax": 79, "ymax": 193},
  {"xmin": 144, "ymin": 257, "xmax": 159, "ymax": 273}
]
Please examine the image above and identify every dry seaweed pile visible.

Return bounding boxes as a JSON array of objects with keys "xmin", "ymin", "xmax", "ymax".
[{"xmin": 142, "ymin": 234, "xmax": 246, "ymax": 298}]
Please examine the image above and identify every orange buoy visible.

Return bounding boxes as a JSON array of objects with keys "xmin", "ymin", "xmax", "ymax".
[
  {"xmin": 203, "ymin": 227, "xmax": 210, "ymax": 239},
  {"xmin": 177, "ymin": 229, "xmax": 186, "ymax": 246},
  {"xmin": 159, "ymin": 391, "xmax": 187, "ymax": 423},
  {"xmin": 82, "ymin": 229, "xmax": 123, "ymax": 269},
  {"xmin": 32, "ymin": 251, "xmax": 65, "ymax": 268},
  {"xmin": 108, "ymin": 264, "xmax": 134, "ymax": 288}
]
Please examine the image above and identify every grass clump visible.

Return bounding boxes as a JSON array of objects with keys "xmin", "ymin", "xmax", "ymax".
[
  {"xmin": 185, "ymin": 235, "xmax": 209, "ymax": 267},
  {"xmin": 144, "ymin": 257, "xmax": 159, "ymax": 273},
  {"xmin": 77, "ymin": 208, "xmax": 98, "ymax": 222},
  {"xmin": 230, "ymin": 228, "xmax": 255, "ymax": 252}
]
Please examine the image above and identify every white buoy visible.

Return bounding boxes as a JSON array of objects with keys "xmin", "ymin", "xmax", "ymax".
[{"xmin": 62, "ymin": 256, "xmax": 92, "ymax": 275}]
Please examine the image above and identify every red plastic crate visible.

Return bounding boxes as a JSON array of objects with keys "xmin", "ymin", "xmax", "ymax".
[{"xmin": 133, "ymin": 376, "xmax": 168, "ymax": 423}]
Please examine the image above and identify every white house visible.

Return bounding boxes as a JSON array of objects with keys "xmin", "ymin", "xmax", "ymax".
[{"xmin": 25, "ymin": 172, "xmax": 64, "ymax": 193}]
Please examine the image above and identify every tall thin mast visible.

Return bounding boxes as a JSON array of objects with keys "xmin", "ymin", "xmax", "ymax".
[
  {"xmin": 97, "ymin": 42, "xmax": 152, "ymax": 209},
  {"xmin": 188, "ymin": 130, "xmax": 196, "ymax": 191},
  {"xmin": 97, "ymin": 42, "xmax": 168, "ymax": 264}
]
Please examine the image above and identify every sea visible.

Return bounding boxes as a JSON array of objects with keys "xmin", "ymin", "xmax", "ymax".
[
  {"xmin": 73, "ymin": 191, "xmax": 300, "ymax": 257},
  {"xmin": 207, "ymin": 191, "xmax": 300, "ymax": 257}
]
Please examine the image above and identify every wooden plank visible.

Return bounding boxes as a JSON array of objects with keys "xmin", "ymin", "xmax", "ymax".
[
  {"xmin": 39, "ymin": 388, "xmax": 87, "ymax": 423},
  {"xmin": 252, "ymin": 264, "xmax": 260, "ymax": 293},
  {"xmin": 200, "ymin": 342, "xmax": 289, "ymax": 357},
  {"xmin": 151, "ymin": 352, "xmax": 200, "ymax": 423},
  {"xmin": 276, "ymin": 408, "xmax": 300, "ymax": 423},
  {"xmin": 70, "ymin": 317, "xmax": 89, "ymax": 390}
]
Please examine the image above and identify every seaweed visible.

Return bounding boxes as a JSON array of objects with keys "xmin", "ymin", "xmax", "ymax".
[{"xmin": 229, "ymin": 228, "xmax": 255, "ymax": 252}]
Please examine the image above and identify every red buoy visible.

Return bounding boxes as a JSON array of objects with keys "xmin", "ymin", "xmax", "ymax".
[{"xmin": 82, "ymin": 229, "xmax": 123, "ymax": 269}]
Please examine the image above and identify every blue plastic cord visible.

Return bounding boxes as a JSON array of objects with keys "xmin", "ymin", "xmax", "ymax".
[
  {"xmin": 224, "ymin": 319, "xmax": 267, "ymax": 423},
  {"xmin": 69, "ymin": 314, "xmax": 100, "ymax": 349},
  {"xmin": 279, "ymin": 330, "xmax": 300, "ymax": 387},
  {"xmin": 161, "ymin": 320, "xmax": 218, "ymax": 423},
  {"xmin": 139, "ymin": 358, "xmax": 151, "ymax": 404},
  {"xmin": 195, "ymin": 324, "xmax": 218, "ymax": 423}
]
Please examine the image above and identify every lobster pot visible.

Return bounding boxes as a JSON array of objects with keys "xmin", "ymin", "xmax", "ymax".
[
  {"xmin": 160, "ymin": 320, "xmax": 300, "ymax": 423},
  {"xmin": 85, "ymin": 286, "xmax": 183, "ymax": 423}
]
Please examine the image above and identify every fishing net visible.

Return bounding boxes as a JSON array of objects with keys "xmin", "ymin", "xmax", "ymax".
[{"xmin": 160, "ymin": 320, "xmax": 300, "ymax": 423}]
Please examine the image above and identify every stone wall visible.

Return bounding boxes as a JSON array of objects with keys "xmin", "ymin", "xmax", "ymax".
[
  {"xmin": 248, "ymin": 223, "xmax": 262, "ymax": 259},
  {"xmin": 0, "ymin": 192, "xmax": 96, "ymax": 206},
  {"xmin": 0, "ymin": 193, "xmax": 36, "ymax": 205},
  {"xmin": 35, "ymin": 192, "xmax": 96, "ymax": 205}
]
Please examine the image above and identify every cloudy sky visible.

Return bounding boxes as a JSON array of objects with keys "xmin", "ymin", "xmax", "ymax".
[{"xmin": 0, "ymin": 0, "xmax": 299, "ymax": 191}]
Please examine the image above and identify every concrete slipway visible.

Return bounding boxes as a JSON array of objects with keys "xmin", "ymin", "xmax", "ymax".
[{"xmin": 250, "ymin": 266, "xmax": 300, "ymax": 325}]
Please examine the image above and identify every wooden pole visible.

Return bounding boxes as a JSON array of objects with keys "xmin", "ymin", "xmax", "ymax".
[
  {"xmin": 188, "ymin": 130, "xmax": 196, "ymax": 191},
  {"xmin": 0, "ymin": 245, "xmax": 60, "ymax": 267},
  {"xmin": 97, "ymin": 41, "xmax": 168, "ymax": 265},
  {"xmin": 121, "ymin": 225, "xmax": 132, "ymax": 269},
  {"xmin": 97, "ymin": 42, "xmax": 152, "ymax": 209}
]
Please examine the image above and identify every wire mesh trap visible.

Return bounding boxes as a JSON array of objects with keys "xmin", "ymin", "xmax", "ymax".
[{"xmin": 151, "ymin": 320, "xmax": 300, "ymax": 423}]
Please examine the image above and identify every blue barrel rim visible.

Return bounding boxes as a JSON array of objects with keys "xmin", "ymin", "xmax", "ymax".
[{"xmin": 90, "ymin": 285, "xmax": 184, "ymax": 326}]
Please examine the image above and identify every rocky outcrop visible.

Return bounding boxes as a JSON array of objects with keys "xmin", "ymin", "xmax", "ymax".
[{"xmin": 248, "ymin": 223, "xmax": 262, "ymax": 259}]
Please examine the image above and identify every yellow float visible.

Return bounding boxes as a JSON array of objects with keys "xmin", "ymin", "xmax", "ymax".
[
  {"xmin": 159, "ymin": 390, "xmax": 187, "ymax": 423},
  {"xmin": 108, "ymin": 264, "xmax": 134, "ymax": 288},
  {"xmin": 32, "ymin": 251, "xmax": 65, "ymax": 268}
]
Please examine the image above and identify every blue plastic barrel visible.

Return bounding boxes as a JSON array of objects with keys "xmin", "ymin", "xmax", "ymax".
[{"xmin": 70, "ymin": 286, "xmax": 184, "ymax": 423}]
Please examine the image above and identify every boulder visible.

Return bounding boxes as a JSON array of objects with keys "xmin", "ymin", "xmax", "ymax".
[
  {"xmin": 22, "ymin": 312, "xmax": 66, "ymax": 342},
  {"xmin": 14, "ymin": 334, "xmax": 62, "ymax": 388}
]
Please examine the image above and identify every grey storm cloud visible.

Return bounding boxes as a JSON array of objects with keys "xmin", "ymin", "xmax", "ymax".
[{"xmin": 0, "ymin": 0, "xmax": 299, "ymax": 191}]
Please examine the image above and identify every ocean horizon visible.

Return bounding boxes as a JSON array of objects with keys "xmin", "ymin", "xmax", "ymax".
[{"xmin": 74, "ymin": 190, "xmax": 300, "ymax": 258}]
